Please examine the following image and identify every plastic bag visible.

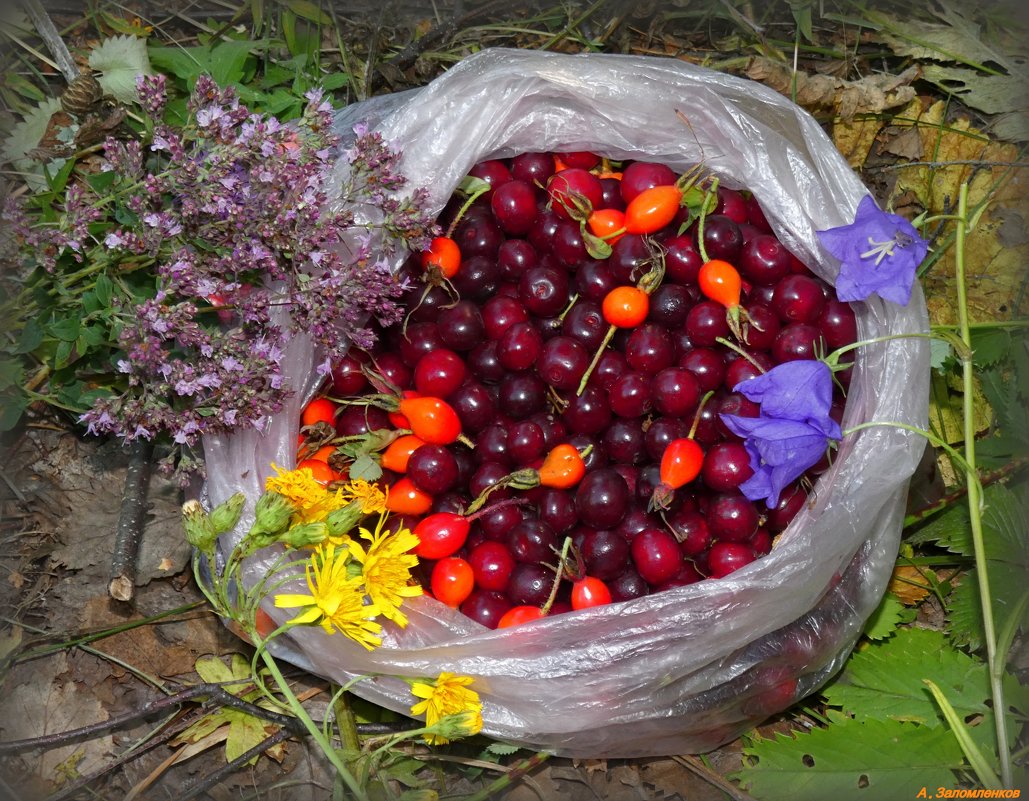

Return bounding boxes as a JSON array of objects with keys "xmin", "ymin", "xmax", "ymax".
[{"xmin": 201, "ymin": 48, "xmax": 930, "ymax": 757}]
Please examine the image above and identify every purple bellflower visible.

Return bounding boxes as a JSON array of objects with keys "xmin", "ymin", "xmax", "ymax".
[
  {"xmin": 817, "ymin": 195, "xmax": 927, "ymax": 306},
  {"xmin": 720, "ymin": 360, "xmax": 842, "ymax": 507}
]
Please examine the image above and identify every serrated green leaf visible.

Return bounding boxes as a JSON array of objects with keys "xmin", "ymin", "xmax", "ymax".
[
  {"xmin": 930, "ymin": 338, "xmax": 953, "ymax": 370},
  {"xmin": 485, "ymin": 741, "xmax": 522, "ymax": 755},
  {"xmin": 348, "ymin": 453, "xmax": 381, "ymax": 482},
  {"xmin": 862, "ymin": 592, "xmax": 916, "ymax": 641},
  {"xmin": 823, "ymin": 628, "xmax": 990, "ymax": 726},
  {"xmin": 969, "ymin": 328, "xmax": 1011, "ymax": 368},
  {"xmin": 735, "ymin": 711, "xmax": 964, "ymax": 801},
  {"xmin": 906, "ymin": 499, "xmax": 972, "ymax": 554},
  {"xmin": 88, "ymin": 35, "xmax": 152, "ymax": 104},
  {"xmin": 1, "ymin": 98, "xmax": 60, "ymax": 165},
  {"xmin": 946, "ymin": 563, "xmax": 1027, "ymax": 652}
]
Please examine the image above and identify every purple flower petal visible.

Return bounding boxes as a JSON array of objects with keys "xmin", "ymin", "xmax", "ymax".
[
  {"xmin": 731, "ymin": 361, "xmax": 834, "ymax": 424},
  {"xmin": 817, "ymin": 195, "xmax": 927, "ymax": 306}
]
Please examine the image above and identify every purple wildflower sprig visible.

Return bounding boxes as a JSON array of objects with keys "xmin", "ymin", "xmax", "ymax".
[
  {"xmin": 720, "ymin": 360, "xmax": 843, "ymax": 507},
  {"xmin": 817, "ymin": 195, "xmax": 929, "ymax": 306},
  {"xmin": 5, "ymin": 72, "xmax": 437, "ymax": 480}
]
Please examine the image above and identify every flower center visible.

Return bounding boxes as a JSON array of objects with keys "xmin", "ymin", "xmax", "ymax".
[{"xmin": 860, "ymin": 231, "xmax": 913, "ymax": 266}]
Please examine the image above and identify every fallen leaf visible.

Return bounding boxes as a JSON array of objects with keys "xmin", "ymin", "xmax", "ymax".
[
  {"xmin": 887, "ymin": 564, "xmax": 936, "ymax": 605},
  {"xmin": 0, "ymin": 652, "xmax": 114, "ymax": 790}
]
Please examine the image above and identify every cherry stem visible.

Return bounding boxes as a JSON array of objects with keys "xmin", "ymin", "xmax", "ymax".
[
  {"xmin": 557, "ymin": 292, "xmax": 580, "ymax": 322},
  {"xmin": 687, "ymin": 390, "xmax": 715, "ymax": 440},
  {"xmin": 715, "ymin": 336, "xmax": 765, "ymax": 373},
  {"xmin": 694, "ymin": 181, "xmax": 720, "ymax": 263},
  {"xmin": 464, "ymin": 495, "xmax": 527, "ymax": 523},
  {"xmin": 576, "ymin": 324, "xmax": 616, "ymax": 396},
  {"xmin": 445, "ymin": 180, "xmax": 491, "ymax": 239},
  {"xmin": 541, "ymin": 536, "xmax": 574, "ymax": 615}
]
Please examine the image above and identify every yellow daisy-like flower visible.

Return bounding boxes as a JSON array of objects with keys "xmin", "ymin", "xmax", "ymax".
[
  {"xmin": 343, "ymin": 478, "xmax": 387, "ymax": 514},
  {"xmin": 265, "ymin": 463, "xmax": 347, "ymax": 524},
  {"xmin": 347, "ymin": 512, "xmax": 421, "ymax": 627},
  {"xmin": 273, "ymin": 546, "xmax": 382, "ymax": 650},
  {"xmin": 410, "ymin": 672, "xmax": 484, "ymax": 745}
]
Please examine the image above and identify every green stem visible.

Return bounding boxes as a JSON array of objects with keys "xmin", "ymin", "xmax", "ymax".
[
  {"xmin": 955, "ymin": 182, "xmax": 1011, "ymax": 787},
  {"xmin": 575, "ymin": 324, "xmax": 616, "ymax": 396},
  {"xmin": 258, "ymin": 648, "xmax": 369, "ymax": 801}
]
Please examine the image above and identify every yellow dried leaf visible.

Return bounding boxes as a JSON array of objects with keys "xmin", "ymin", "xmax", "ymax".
[
  {"xmin": 833, "ymin": 116, "xmax": 884, "ymax": 168},
  {"xmin": 887, "ymin": 564, "xmax": 935, "ymax": 605}
]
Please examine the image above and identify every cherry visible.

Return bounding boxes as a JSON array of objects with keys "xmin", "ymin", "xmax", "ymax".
[
  {"xmin": 507, "ymin": 419, "xmax": 546, "ymax": 464},
  {"xmin": 608, "ymin": 234, "xmax": 651, "ymax": 284},
  {"xmin": 609, "ymin": 566, "xmax": 649, "ymax": 601},
  {"xmin": 603, "ymin": 418, "xmax": 647, "ymax": 465},
  {"xmin": 468, "ymin": 340, "xmax": 506, "ymax": 383},
  {"xmin": 708, "ymin": 491, "xmax": 760, "ymax": 542},
  {"xmin": 625, "ymin": 323, "xmax": 675, "ymax": 374},
  {"xmin": 477, "ymin": 501, "xmax": 523, "ymax": 540},
  {"xmin": 696, "ymin": 214, "xmax": 743, "ymax": 263},
  {"xmin": 706, "ymin": 542, "xmax": 756, "ymax": 578},
  {"xmin": 608, "ymin": 371, "xmax": 653, "ymax": 418},
  {"xmin": 335, "ymin": 404, "xmax": 390, "ymax": 438},
  {"xmin": 644, "ymin": 417, "xmax": 688, "ymax": 462},
  {"xmin": 581, "ymin": 529, "xmax": 631, "ymax": 580},
  {"xmin": 448, "ymin": 380, "xmax": 496, "ymax": 433},
  {"xmin": 575, "ymin": 259, "xmax": 618, "ymax": 302},
  {"xmin": 481, "ymin": 296, "xmax": 530, "ymax": 341},
  {"xmin": 685, "ymin": 301, "xmax": 731, "ymax": 347},
  {"xmin": 506, "ymin": 562, "xmax": 557, "ymax": 606},
  {"xmin": 772, "ymin": 274, "xmax": 826, "ymax": 324},
  {"xmin": 519, "ymin": 266, "xmax": 570, "ymax": 318},
  {"xmin": 631, "ymin": 528, "xmax": 683, "ymax": 585},
  {"xmin": 772, "ymin": 323, "xmax": 825, "ymax": 363},
  {"xmin": 511, "ymin": 152, "xmax": 555, "ymax": 185},
  {"xmin": 575, "ymin": 467, "xmax": 629, "ymax": 529},
  {"xmin": 559, "ymin": 150, "xmax": 600, "ymax": 169},
  {"xmin": 663, "ymin": 235, "xmax": 703, "ymax": 285},
  {"xmin": 538, "ymin": 488, "xmax": 578, "ymax": 534},
  {"xmin": 571, "ymin": 577, "xmax": 612, "ymax": 610},
  {"xmin": 538, "ymin": 335, "xmax": 590, "ymax": 391},
  {"xmin": 650, "ymin": 367, "xmax": 700, "ymax": 417},
  {"xmin": 414, "ymin": 348, "xmax": 466, "ymax": 398},
  {"xmin": 741, "ymin": 303, "xmax": 780, "ymax": 351},
  {"xmin": 563, "ymin": 385, "xmax": 612, "ymax": 435},
  {"xmin": 817, "ymin": 299, "xmax": 858, "ymax": 350},
  {"xmin": 451, "ymin": 254, "xmax": 501, "ymax": 303},
  {"xmin": 679, "ymin": 347, "xmax": 727, "ymax": 393},
  {"xmin": 647, "ymin": 284, "xmax": 695, "ymax": 329},
  {"xmin": 437, "ymin": 300, "xmax": 485, "ymax": 352},
  {"xmin": 497, "ymin": 371, "xmax": 547, "ymax": 418},
  {"xmin": 715, "ymin": 186, "xmax": 748, "ymax": 224},
  {"xmin": 398, "ymin": 322, "xmax": 445, "ymax": 368},
  {"xmin": 407, "ymin": 444, "xmax": 460, "ymax": 495},
  {"xmin": 547, "ymin": 168, "xmax": 603, "ymax": 220},
  {"xmin": 552, "ymin": 220, "xmax": 590, "ymax": 267},
  {"xmin": 562, "ymin": 301, "xmax": 608, "ymax": 350},
  {"xmin": 460, "ymin": 589, "xmax": 513, "ymax": 629},
  {"xmin": 330, "ymin": 353, "xmax": 368, "ymax": 396},
  {"xmin": 767, "ymin": 483, "xmax": 807, "ymax": 532},
  {"xmin": 739, "ymin": 234, "xmax": 792, "ymax": 286},
  {"xmin": 491, "ymin": 179, "xmax": 538, "ymax": 235},
  {"xmin": 497, "ymin": 239, "xmax": 539, "ymax": 282},
  {"xmin": 454, "ymin": 214, "xmax": 505, "ymax": 261},
  {"xmin": 620, "ymin": 161, "xmax": 676, "ymax": 203},
  {"xmin": 507, "ymin": 517, "xmax": 558, "ymax": 564},
  {"xmin": 665, "ymin": 508, "xmax": 712, "ymax": 556},
  {"xmin": 468, "ymin": 159, "xmax": 512, "ymax": 190},
  {"xmin": 701, "ymin": 441, "xmax": 754, "ymax": 491},
  {"xmin": 497, "ymin": 321, "xmax": 544, "ymax": 371}
]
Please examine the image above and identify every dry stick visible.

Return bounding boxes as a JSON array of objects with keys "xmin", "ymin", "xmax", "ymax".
[
  {"xmin": 0, "ymin": 682, "xmax": 305, "ymax": 756},
  {"xmin": 902, "ymin": 455, "xmax": 1029, "ymax": 528},
  {"xmin": 178, "ymin": 727, "xmax": 295, "ymax": 801},
  {"xmin": 460, "ymin": 751, "xmax": 551, "ymax": 801},
  {"xmin": 673, "ymin": 754, "xmax": 759, "ymax": 801},
  {"xmin": 109, "ymin": 439, "xmax": 155, "ymax": 602},
  {"xmin": 18, "ymin": 0, "xmax": 80, "ymax": 82}
]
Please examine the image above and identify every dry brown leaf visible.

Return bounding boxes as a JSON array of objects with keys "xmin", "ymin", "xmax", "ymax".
[
  {"xmin": 0, "ymin": 652, "xmax": 114, "ymax": 790},
  {"xmin": 887, "ymin": 564, "xmax": 936, "ymax": 605},
  {"xmin": 745, "ymin": 57, "xmax": 919, "ymax": 118}
]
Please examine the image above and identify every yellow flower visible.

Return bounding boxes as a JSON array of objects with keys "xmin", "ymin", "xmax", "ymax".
[
  {"xmin": 343, "ymin": 479, "xmax": 387, "ymax": 514},
  {"xmin": 348, "ymin": 512, "xmax": 421, "ymax": 627},
  {"xmin": 273, "ymin": 546, "xmax": 382, "ymax": 650},
  {"xmin": 410, "ymin": 672, "xmax": 483, "ymax": 745},
  {"xmin": 265, "ymin": 463, "xmax": 347, "ymax": 524}
]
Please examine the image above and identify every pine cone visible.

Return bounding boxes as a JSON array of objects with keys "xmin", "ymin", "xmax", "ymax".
[{"xmin": 60, "ymin": 73, "xmax": 103, "ymax": 117}]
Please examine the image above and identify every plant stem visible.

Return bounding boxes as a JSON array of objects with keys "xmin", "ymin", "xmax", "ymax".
[
  {"xmin": 955, "ymin": 182, "xmax": 1011, "ymax": 787},
  {"xmin": 258, "ymin": 649, "xmax": 369, "ymax": 801}
]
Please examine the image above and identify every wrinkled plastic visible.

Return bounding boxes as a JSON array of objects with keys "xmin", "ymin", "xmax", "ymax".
[{"xmin": 201, "ymin": 49, "xmax": 930, "ymax": 757}]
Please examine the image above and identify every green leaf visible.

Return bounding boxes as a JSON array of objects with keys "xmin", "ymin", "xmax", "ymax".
[
  {"xmin": 485, "ymin": 741, "xmax": 522, "ymax": 756},
  {"xmin": 861, "ymin": 592, "xmax": 916, "ymax": 641},
  {"xmin": 969, "ymin": 327, "xmax": 1011, "ymax": 367},
  {"xmin": 147, "ymin": 45, "xmax": 205, "ymax": 83},
  {"xmin": 0, "ymin": 359, "xmax": 24, "ymax": 390},
  {"xmin": 822, "ymin": 628, "xmax": 990, "ymax": 727},
  {"xmin": 1, "ymin": 98, "xmax": 60, "ymax": 165},
  {"xmin": 223, "ymin": 708, "xmax": 269, "ymax": 764},
  {"xmin": 348, "ymin": 453, "xmax": 381, "ymax": 482},
  {"xmin": 285, "ymin": 0, "xmax": 331, "ymax": 24},
  {"xmin": 906, "ymin": 499, "xmax": 972, "ymax": 555},
  {"xmin": 947, "ymin": 562, "xmax": 1027, "ymax": 651},
  {"xmin": 208, "ymin": 40, "xmax": 260, "ymax": 87},
  {"xmin": 0, "ymin": 391, "xmax": 28, "ymax": 431},
  {"xmin": 930, "ymin": 337, "xmax": 953, "ymax": 370},
  {"xmin": 734, "ymin": 711, "xmax": 964, "ymax": 801},
  {"xmin": 94, "ymin": 274, "xmax": 114, "ymax": 307},
  {"xmin": 923, "ymin": 679, "xmax": 1003, "ymax": 789},
  {"xmin": 14, "ymin": 319, "xmax": 43, "ymax": 354},
  {"xmin": 87, "ymin": 170, "xmax": 119, "ymax": 194},
  {"xmin": 88, "ymin": 35, "xmax": 152, "ymax": 104},
  {"xmin": 47, "ymin": 317, "xmax": 80, "ymax": 342}
]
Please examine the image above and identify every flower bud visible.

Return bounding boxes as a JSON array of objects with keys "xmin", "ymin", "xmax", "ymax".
[
  {"xmin": 209, "ymin": 492, "xmax": 246, "ymax": 534},
  {"xmin": 182, "ymin": 499, "xmax": 217, "ymax": 553},
  {"xmin": 432, "ymin": 710, "xmax": 483, "ymax": 742},
  {"xmin": 282, "ymin": 521, "xmax": 329, "ymax": 549},
  {"xmin": 325, "ymin": 501, "xmax": 364, "ymax": 538},
  {"xmin": 252, "ymin": 491, "xmax": 295, "ymax": 536}
]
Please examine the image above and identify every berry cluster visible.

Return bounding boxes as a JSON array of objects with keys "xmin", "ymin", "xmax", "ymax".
[{"xmin": 297, "ymin": 149, "xmax": 857, "ymax": 629}]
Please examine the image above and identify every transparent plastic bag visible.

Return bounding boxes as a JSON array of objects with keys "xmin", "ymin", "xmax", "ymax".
[{"xmin": 201, "ymin": 48, "xmax": 930, "ymax": 757}]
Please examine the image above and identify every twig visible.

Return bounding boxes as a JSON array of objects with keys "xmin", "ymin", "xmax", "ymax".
[
  {"xmin": 673, "ymin": 754, "xmax": 759, "ymax": 801},
  {"xmin": 18, "ymin": 0, "xmax": 80, "ymax": 82},
  {"xmin": 458, "ymin": 751, "xmax": 551, "ymax": 801},
  {"xmin": 0, "ymin": 682, "xmax": 306, "ymax": 755},
  {"xmin": 109, "ymin": 438, "xmax": 155, "ymax": 601},
  {"xmin": 178, "ymin": 726, "xmax": 295, "ymax": 801},
  {"xmin": 903, "ymin": 456, "xmax": 1029, "ymax": 528}
]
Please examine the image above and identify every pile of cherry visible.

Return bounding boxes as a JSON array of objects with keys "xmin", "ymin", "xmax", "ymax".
[{"xmin": 297, "ymin": 150, "xmax": 857, "ymax": 629}]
